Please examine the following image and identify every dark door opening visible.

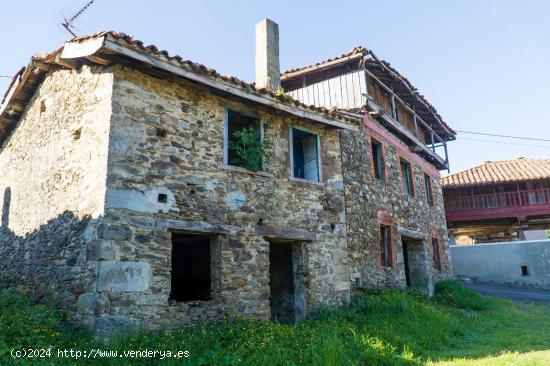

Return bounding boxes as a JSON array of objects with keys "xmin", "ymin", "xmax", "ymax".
[
  {"xmin": 401, "ymin": 236, "xmax": 431, "ymax": 292},
  {"xmin": 402, "ymin": 240, "xmax": 411, "ymax": 287},
  {"xmin": 269, "ymin": 242, "xmax": 296, "ymax": 323},
  {"xmin": 170, "ymin": 233, "xmax": 211, "ymax": 302}
]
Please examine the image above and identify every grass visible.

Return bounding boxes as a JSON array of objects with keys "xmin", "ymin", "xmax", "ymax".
[{"xmin": 0, "ymin": 281, "xmax": 548, "ymax": 365}]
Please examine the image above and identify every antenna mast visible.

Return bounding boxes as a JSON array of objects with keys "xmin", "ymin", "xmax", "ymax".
[{"xmin": 62, "ymin": 0, "xmax": 97, "ymax": 37}]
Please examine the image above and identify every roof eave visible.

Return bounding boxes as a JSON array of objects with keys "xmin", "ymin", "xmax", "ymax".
[
  {"xmin": 59, "ymin": 34, "xmax": 359, "ymax": 131},
  {"xmin": 0, "ymin": 58, "xmax": 51, "ymax": 145},
  {"xmin": 281, "ymin": 51, "xmax": 366, "ymax": 82}
]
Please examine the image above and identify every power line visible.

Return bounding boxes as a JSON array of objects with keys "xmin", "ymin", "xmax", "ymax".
[
  {"xmin": 459, "ymin": 137, "xmax": 550, "ymax": 149},
  {"xmin": 0, "ymin": 75, "xmax": 12, "ymax": 78},
  {"xmin": 457, "ymin": 130, "xmax": 550, "ymax": 142}
]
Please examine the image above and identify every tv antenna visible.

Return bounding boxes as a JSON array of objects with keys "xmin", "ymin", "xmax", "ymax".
[{"xmin": 61, "ymin": 0, "xmax": 97, "ymax": 37}]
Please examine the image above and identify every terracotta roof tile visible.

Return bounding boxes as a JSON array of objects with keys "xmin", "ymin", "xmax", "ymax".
[
  {"xmin": 281, "ymin": 46, "xmax": 368, "ymax": 78},
  {"xmin": 442, "ymin": 158, "xmax": 550, "ymax": 187},
  {"xmin": 372, "ymin": 59, "xmax": 455, "ymax": 135},
  {"xmin": 68, "ymin": 31, "xmax": 356, "ymax": 124},
  {"xmin": 280, "ymin": 45, "xmax": 455, "ymax": 137}
]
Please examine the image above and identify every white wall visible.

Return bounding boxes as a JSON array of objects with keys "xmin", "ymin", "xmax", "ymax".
[{"xmin": 451, "ymin": 240, "xmax": 550, "ymax": 290}]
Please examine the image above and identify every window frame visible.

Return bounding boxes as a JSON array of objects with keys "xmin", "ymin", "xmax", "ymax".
[
  {"xmin": 431, "ymin": 238, "xmax": 442, "ymax": 271},
  {"xmin": 223, "ymin": 106, "xmax": 265, "ymax": 168},
  {"xmin": 399, "ymin": 158, "xmax": 415, "ymax": 196},
  {"xmin": 377, "ymin": 210, "xmax": 394, "ymax": 268},
  {"xmin": 371, "ymin": 138, "xmax": 385, "ymax": 181},
  {"xmin": 289, "ymin": 125, "xmax": 322, "ymax": 183},
  {"xmin": 379, "ymin": 225, "xmax": 393, "ymax": 268},
  {"xmin": 424, "ymin": 173, "xmax": 434, "ymax": 206}
]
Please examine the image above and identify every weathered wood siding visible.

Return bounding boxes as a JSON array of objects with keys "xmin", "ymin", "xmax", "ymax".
[
  {"xmin": 288, "ymin": 70, "xmax": 368, "ymax": 110},
  {"xmin": 289, "ymin": 70, "xmax": 428, "ymax": 142}
]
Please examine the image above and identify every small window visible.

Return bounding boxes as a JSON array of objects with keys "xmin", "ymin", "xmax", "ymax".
[
  {"xmin": 170, "ymin": 234, "xmax": 212, "ymax": 302},
  {"xmin": 521, "ymin": 265, "xmax": 529, "ymax": 276},
  {"xmin": 158, "ymin": 193, "xmax": 168, "ymax": 203},
  {"xmin": 225, "ymin": 109, "xmax": 262, "ymax": 170},
  {"xmin": 291, "ymin": 127, "xmax": 320, "ymax": 182},
  {"xmin": 371, "ymin": 139, "xmax": 385, "ymax": 181},
  {"xmin": 432, "ymin": 238, "xmax": 441, "ymax": 271},
  {"xmin": 379, "ymin": 225, "xmax": 392, "ymax": 267},
  {"xmin": 424, "ymin": 174, "xmax": 434, "ymax": 206},
  {"xmin": 400, "ymin": 159, "xmax": 414, "ymax": 195}
]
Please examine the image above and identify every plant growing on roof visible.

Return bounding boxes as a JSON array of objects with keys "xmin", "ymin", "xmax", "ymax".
[
  {"xmin": 243, "ymin": 84, "xmax": 254, "ymax": 94},
  {"xmin": 274, "ymin": 87, "xmax": 294, "ymax": 105},
  {"xmin": 228, "ymin": 124, "xmax": 273, "ymax": 172}
]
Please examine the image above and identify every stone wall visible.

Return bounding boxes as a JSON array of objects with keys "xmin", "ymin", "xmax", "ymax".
[
  {"xmin": 451, "ymin": 240, "xmax": 550, "ymax": 290},
  {"xmin": 82, "ymin": 65, "xmax": 353, "ymax": 329},
  {"xmin": 341, "ymin": 116, "xmax": 452, "ymax": 294},
  {"xmin": 0, "ymin": 60, "xmax": 452, "ymax": 332},
  {"xmin": 0, "ymin": 65, "xmax": 112, "ymax": 235},
  {"xmin": 0, "ymin": 65, "xmax": 113, "ymax": 317}
]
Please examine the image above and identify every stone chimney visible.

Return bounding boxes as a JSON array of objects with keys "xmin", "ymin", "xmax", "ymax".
[{"xmin": 255, "ymin": 18, "xmax": 280, "ymax": 91}]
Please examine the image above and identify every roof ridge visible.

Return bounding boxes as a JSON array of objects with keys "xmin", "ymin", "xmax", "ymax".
[
  {"xmin": 64, "ymin": 31, "xmax": 358, "ymax": 124},
  {"xmin": 442, "ymin": 158, "xmax": 550, "ymax": 187},
  {"xmin": 485, "ymin": 157, "xmax": 545, "ymax": 164},
  {"xmin": 281, "ymin": 45, "xmax": 368, "ymax": 77}
]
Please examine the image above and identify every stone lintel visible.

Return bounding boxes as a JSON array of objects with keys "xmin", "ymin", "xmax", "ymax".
[
  {"xmin": 397, "ymin": 226, "xmax": 427, "ymax": 240},
  {"xmin": 155, "ymin": 218, "xmax": 238, "ymax": 234},
  {"xmin": 256, "ymin": 225, "xmax": 316, "ymax": 242}
]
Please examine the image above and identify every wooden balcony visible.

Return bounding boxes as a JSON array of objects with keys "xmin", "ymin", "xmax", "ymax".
[{"xmin": 445, "ymin": 187, "xmax": 550, "ymax": 223}]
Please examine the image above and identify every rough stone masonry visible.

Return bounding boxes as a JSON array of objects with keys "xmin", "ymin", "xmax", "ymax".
[
  {"xmin": 0, "ymin": 63, "xmax": 354, "ymax": 332},
  {"xmin": 0, "ymin": 30, "xmax": 452, "ymax": 334}
]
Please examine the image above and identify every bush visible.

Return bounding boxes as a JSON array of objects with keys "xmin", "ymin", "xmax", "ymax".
[{"xmin": 435, "ymin": 280, "xmax": 492, "ymax": 311}]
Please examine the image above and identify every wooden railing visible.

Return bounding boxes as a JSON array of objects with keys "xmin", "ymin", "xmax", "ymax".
[{"xmin": 445, "ymin": 188, "xmax": 550, "ymax": 212}]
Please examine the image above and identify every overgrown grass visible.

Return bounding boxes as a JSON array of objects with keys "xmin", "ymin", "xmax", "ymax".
[{"xmin": 0, "ymin": 281, "xmax": 548, "ymax": 365}]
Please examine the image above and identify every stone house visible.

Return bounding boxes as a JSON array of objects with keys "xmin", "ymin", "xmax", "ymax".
[
  {"xmin": 0, "ymin": 19, "xmax": 455, "ymax": 332},
  {"xmin": 280, "ymin": 44, "xmax": 456, "ymax": 293}
]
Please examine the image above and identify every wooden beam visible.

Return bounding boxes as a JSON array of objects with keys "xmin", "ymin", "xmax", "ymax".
[
  {"xmin": 0, "ymin": 74, "xmax": 21, "ymax": 117},
  {"xmin": 364, "ymin": 50, "xmax": 455, "ymax": 137},
  {"xmin": 256, "ymin": 225, "xmax": 317, "ymax": 241},
  {"xmin": 155, "ymin": 218, "xmax": 238, "ymax": 234},
  {"xmin": 281, "ymin": 51, "xmax": 365, "ymax": 81},
  {"xmin": 97, "ymin": 39, "xmax": 359, "ymax": 131},
  {"xmin": 365, "ymin": 69, "xmax": 447, "ymax": 143},
  {"xmin": 366, "ymin": 98, "xmax": 447, "ymax": 169},
  {"xmin": 412, "ymin": 106, "xmax": 419, "ymax": 137}
]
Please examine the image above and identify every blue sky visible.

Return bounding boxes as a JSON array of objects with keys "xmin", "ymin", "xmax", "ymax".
[{"xmin": 1, "ymin": 0, "xmax": 549, "ymax": 173}]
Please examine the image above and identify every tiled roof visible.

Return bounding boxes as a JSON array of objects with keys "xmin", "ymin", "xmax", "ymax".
[
  {"xmin": 281, "ymin": 46, "xmax": 368, "ymax": 78},
  {"xmin": 370, "ymin": 59, "xmax": 455, "ymax": 135},
  {"xmin": 70, "ymin": 31, "xmax": 355, "ymax": 123},
  {"xmin": 280, "ymin": 45, "xmax": 455, "ymax": 137},
  {"xmin": 442, "ymin": 158, "xmax": 550, "ymax": 187}
]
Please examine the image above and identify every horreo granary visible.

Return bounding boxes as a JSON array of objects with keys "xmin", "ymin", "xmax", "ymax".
[{"xmin": 0, "ymin": 19, "xmax": 456, "ymax": 333}]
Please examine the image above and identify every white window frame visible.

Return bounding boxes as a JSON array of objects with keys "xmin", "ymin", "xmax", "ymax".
[{"xmin": 289, "ymin": 125, "xmax": 322, "ymax": 183}]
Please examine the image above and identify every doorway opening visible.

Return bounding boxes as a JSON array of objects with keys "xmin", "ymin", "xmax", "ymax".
[
  {"xmin": 268, "ymin": 241, "xmax": 306, "ymax": 323},
  {"xmin": 170, "ymin": 233, "xmax": 212, "ymax": 302},
  {"xmin": 401, "ymin": 236, "xmax": 430, "ymax": 291}
]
